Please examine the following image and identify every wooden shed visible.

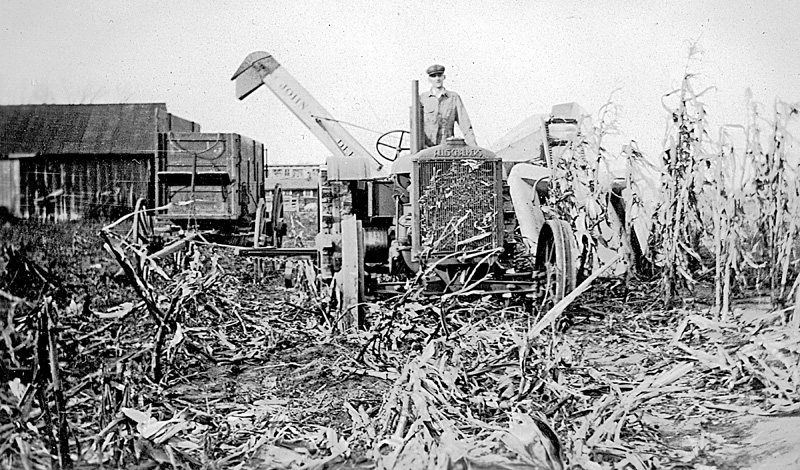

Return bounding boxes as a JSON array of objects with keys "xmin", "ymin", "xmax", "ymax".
[{"xmin": 0, "ymin": 103, "xmax": 199, "ymax": 220}]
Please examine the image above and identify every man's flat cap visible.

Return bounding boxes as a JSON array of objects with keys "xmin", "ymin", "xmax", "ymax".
[{"xmin": 426, "ymin": 64, "xmax": 445, "ymax": 76}]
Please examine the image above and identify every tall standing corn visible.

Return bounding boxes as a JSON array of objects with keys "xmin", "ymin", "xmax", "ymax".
[
  {"xmin": 749, "ymin": 99, "xmax": 800, "ymax": 307},
  {"xmin": 654, "ymin": 73, "xmax": 713, "ymax": 305}
]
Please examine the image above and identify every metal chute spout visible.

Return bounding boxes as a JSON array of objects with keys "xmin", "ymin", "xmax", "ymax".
[
  {"xmin": 231, "ymin": 51, "xmax": 386, "ymax": 178},
  {"xmin": 231, "ymin": 51, "xmax": 280, "ymax": 100}
]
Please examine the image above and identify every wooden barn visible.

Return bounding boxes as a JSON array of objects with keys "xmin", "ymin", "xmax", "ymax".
[{"xmin": 0, "ymin": 103, "xmax": 199, "ymax": 220}]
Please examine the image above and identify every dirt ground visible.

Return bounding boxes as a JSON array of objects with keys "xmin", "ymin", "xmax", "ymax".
[
  {"xmin": 571, "ymin": 299, "xmax": 800, "ymax": 470},
  {"xmin": 2, "ymin": 220, "xmax": 800, "ymax": 469},
  {"xmin": 719, "ymin": 301, "xmax": 800, "ymax": 469}
]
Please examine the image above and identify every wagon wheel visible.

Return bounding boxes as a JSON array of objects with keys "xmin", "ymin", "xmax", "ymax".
[
  {"xmin": 535, "ymin": 219, "xmax": 577, "ymax": 306},
  {"xmin": 271, "ymin": 184, "xmax": 285, "ymax": 248},
  {"xmin": 252, "ymin": 198, "xmax": 267, "ymax": 280},
  {"xmin": 253, "ymin": 198, "xmax": 267, "ymax": 248},
  {"xmin": 376, "ymin": 130, "xmax": 410, "ymax": 162},
  {"xmin": 131, "ymin": 198, "xmax": 154, "ymax": 245}
]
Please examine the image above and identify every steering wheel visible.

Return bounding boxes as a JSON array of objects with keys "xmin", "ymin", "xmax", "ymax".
[{"xmin": 376, "ymin": 130, "xmax": 411, "ymax": 162}]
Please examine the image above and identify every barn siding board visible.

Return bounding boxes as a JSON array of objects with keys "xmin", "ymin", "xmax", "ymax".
[
  {"xmin": 70, "ymin": 161, "xmax": 77, "ymax": 218},
  {"xmin": 12, "ymin": 154, "xmax": 151, "ymax": 220},
  {"xmin": 0, "ymin": 160, "xmax": 20, "ymax": 216},
  {"xmin": 18, "ymin": 163, "xmax": 28, "ymax": 218}
]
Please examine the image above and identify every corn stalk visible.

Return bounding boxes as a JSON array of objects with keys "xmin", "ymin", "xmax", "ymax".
[
  {"xmin": 549, "ymin": 100, "xmax": 628, "ymax": 279},
  {"xmin": 706, "ymin": 125, "xmax": 747, "ymax": 320},
  {"xmin": 620, "ymin": 142, "xmax": 654, "ymax": 282},
  {"xmin": 654, "ymin": 71, "xmax": 713, "ymax": 305},
  {"xmin": 740, "ymin": 98, "xmax": 800, "ymax": 307}
]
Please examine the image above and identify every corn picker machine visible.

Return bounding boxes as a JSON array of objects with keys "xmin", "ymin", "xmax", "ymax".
[{"xmin": 232, "ymin": 52, "xmax": 636, "ymax": 320}]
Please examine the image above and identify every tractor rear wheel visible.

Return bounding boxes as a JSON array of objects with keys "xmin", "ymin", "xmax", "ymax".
[{"xmin": 535, "ymin": 220, "xmax": 577, "ymax": 305}]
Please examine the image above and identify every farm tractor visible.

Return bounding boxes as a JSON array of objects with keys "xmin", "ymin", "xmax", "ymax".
[{"xmin": 232, "ymin": 52, "xmax": 637, "ymax": 321}]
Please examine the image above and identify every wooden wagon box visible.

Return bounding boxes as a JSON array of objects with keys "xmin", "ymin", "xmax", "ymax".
[{"xmin": 155, "ymin": 132, "xmax": 265, "ymax": 226}]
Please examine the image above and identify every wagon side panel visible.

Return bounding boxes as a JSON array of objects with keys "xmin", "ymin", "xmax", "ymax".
[{"xmin": 156, "ymin": 132, "xmax": 237, "ymax": 224}]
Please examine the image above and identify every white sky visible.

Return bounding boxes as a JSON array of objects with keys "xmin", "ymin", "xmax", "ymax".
[{"xmin": 1, "ymin": 0, "xmax": 798, "ymax": 164}]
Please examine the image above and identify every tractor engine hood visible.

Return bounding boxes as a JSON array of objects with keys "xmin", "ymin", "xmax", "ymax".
[{"xmin": 391, "ymin": 137, "xmax": 496, "ymax": 174}]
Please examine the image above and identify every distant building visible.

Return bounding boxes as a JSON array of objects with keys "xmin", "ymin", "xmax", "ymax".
[
  {"xmin": 0, "ymin": 103, "xmax": 199, "ymax": 220},
  {"xmin": 265, "ymin": 163, "xmax": 321, "ymax": 212}
]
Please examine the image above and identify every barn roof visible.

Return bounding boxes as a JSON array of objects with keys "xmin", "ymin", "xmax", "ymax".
[{"xmin": 0, "ymin": 103, "xmax": 196, "ymax": 156}]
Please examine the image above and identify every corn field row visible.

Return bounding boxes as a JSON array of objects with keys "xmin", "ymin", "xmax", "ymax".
[{"xmin": 551, "ymin": 66, "xmax": 799, "ymax": 315}]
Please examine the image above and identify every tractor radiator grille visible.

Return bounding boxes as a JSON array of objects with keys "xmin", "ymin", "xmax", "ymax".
[{"xmin": 415, "ymin": 158, "xmax": 501, "ymax": 256}]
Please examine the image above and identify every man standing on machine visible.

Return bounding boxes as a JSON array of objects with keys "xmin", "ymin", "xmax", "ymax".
[{"xmin": 420, "ymin": 64, "xmax": 477, "ymax": 148}]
